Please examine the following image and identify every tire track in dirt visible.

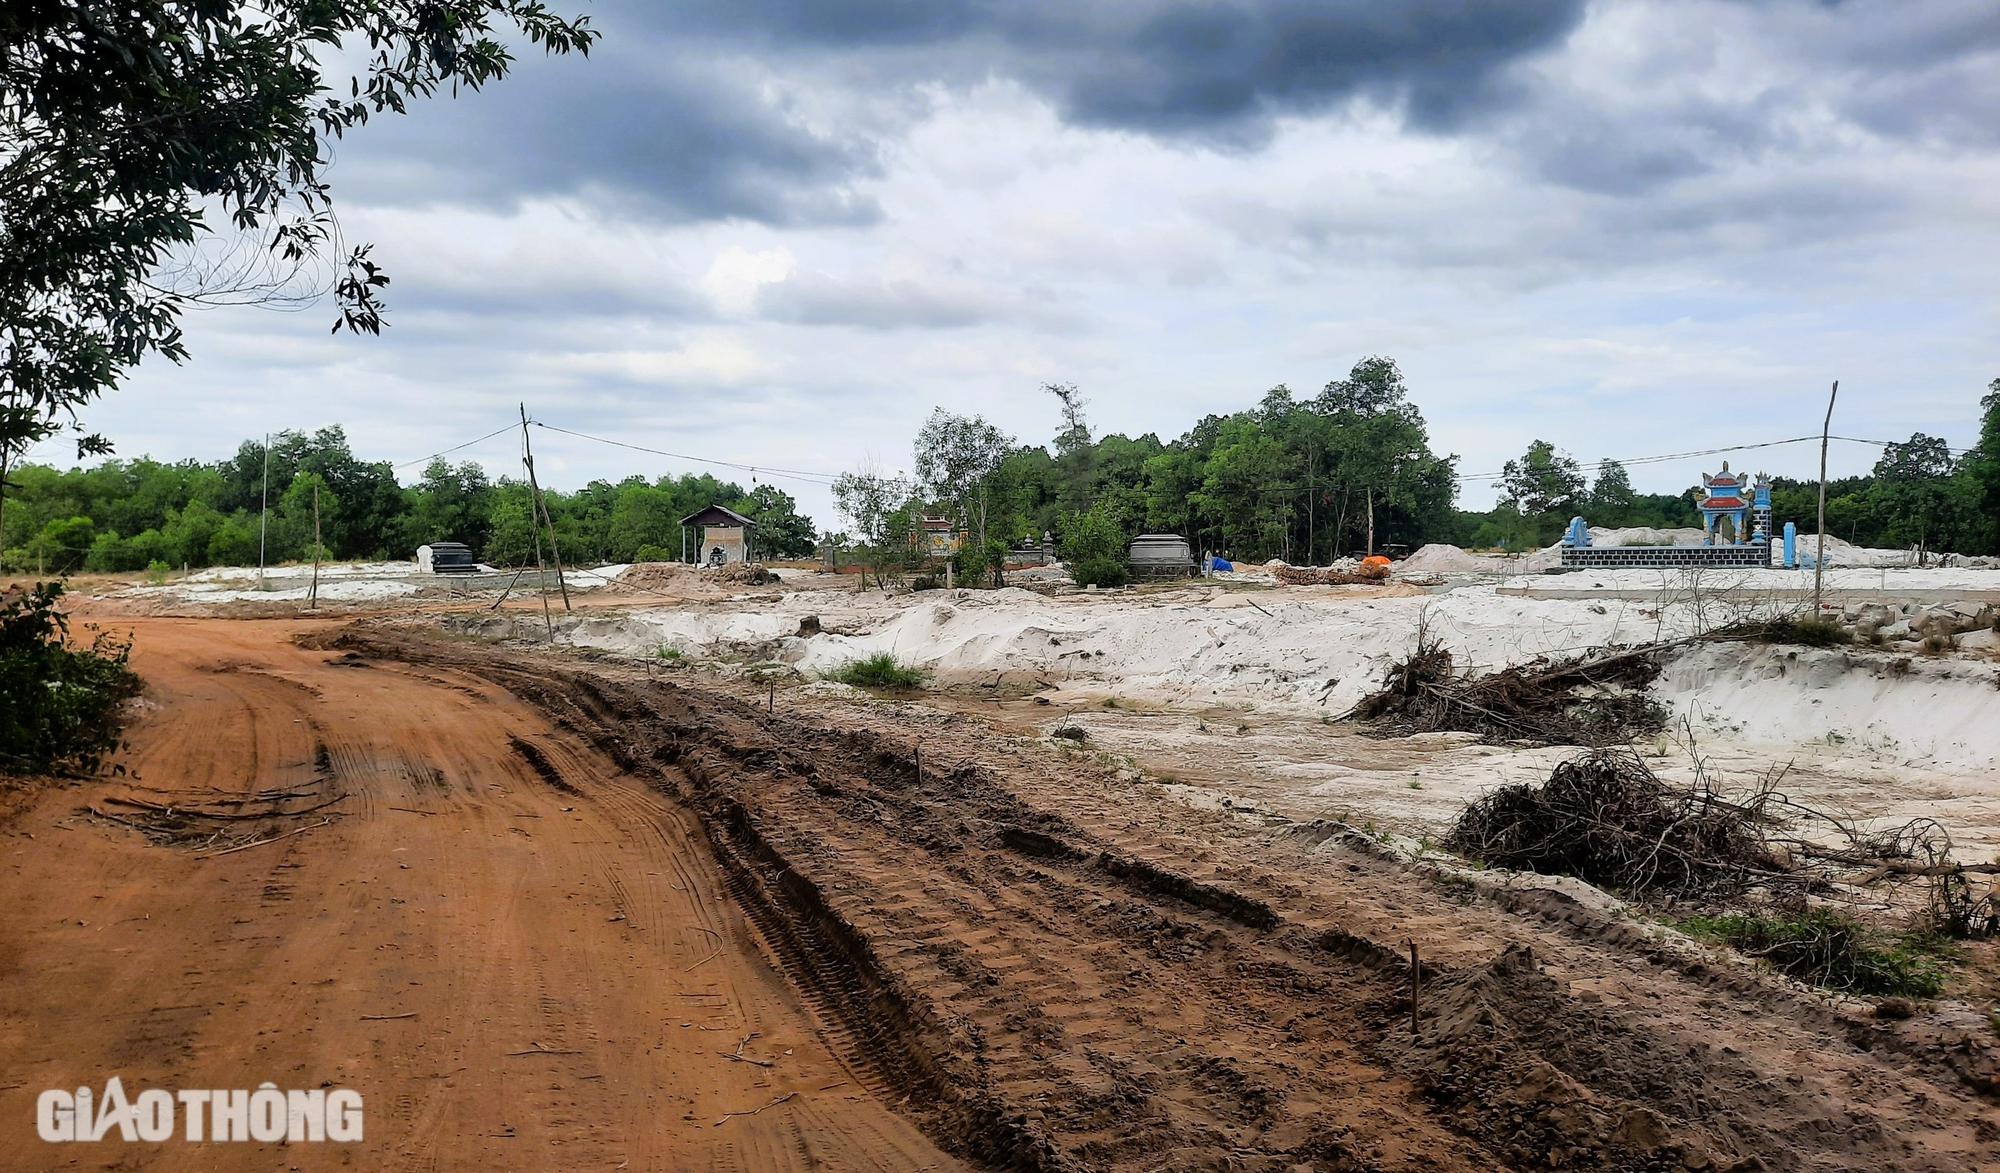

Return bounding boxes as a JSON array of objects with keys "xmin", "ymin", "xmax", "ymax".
[
  {"xmin": 0, "ymin": 618, "xmax": 960, "ymax": 1173},
  {"xmin": 345, "ymin": 624, "xmax": 2000, "ymax": 1173}
]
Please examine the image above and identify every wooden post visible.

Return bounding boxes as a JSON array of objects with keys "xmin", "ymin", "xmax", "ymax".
[
  {"xmin": 519, "ymin": 405, "xmax": 570, "ymax": 610},
  {"xmin": 1814, "ymin": 381, "xmax": 1838, "ymax": 619},
  {"xmin": 1408, "ymin": 940, "xmax": 1421, "ymax": 1033},
  {"xmin": 257, "ymin": 433, "xmax": 270, "ymax": 590},
  {"xmin": 1366, "ymin": 486, "xmax": 1375, "ymax": 558},
  {"xmin": 308, "ymin": 481, "xmax": 321, "ymax": 610}
]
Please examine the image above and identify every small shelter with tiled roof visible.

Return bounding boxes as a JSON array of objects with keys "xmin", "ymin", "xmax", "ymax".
[{"xmin": 680, "ymin": 504, "xmax": 756, "ymax": 566}]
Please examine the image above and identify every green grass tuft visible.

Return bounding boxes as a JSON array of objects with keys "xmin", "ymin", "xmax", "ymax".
[
  {"xmin": 1679, "ymin": 907, "xmax": 1946, "ymax": 998},
  {"xmin": 829, "ymin": 653, "xmax": 926, "ymax": 689}
]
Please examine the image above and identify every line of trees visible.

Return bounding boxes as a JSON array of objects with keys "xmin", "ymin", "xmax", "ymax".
[
  {"xmin": 0, "ymin": 426, "xmax": 818, "ymax": 574},
  {"xmin": 834, "ymin": 364, "xmax": 2000, "ymax": 585},
  {"xmin": 835, "ymin": 358, "xmax": 1468, "ymax": 586},
  {"xmin": 1465, "ymin": 381, "xmax": 2000, "ymax": 557},
  {"xmin": 6, "ymin": 373, "xmax": 1995, "ymax": 579}
]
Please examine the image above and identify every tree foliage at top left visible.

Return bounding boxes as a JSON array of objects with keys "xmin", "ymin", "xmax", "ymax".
[{"xmin": 0, "ymin": 0, "xmax": 598, "ymax": 456}]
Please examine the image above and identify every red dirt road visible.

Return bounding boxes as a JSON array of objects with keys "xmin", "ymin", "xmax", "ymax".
[{"xmin": 0, "ymin": 617, "xmax": 959, "ymax": 1171}]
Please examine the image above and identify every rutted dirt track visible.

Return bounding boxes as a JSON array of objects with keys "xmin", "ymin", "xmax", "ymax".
[
  {"xmin": 6, "ymin": 617, "xmax": 2000, "ymax": 1171},
  {"xmin": 0, "ymin": 617, "xmax": 959, "ymax": 1171},
  {"xmin": 331, "ymin": 623, "xmax": 2000, "ymax": 1172}
]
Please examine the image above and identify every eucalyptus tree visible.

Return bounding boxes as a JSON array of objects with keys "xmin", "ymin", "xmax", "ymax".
[{"xmin": 913, "ymin": 407, "xmax": 1013, "ymax": 555}]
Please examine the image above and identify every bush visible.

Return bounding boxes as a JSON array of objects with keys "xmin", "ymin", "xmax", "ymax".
[
  {"xmin": 952, "ymin": 535, "xmax": 1011, "ymax": 587},
  {"xmin": 1059, "ymin": 505, "xmax": 1128, "ymax": 588},
  {"xmin": 1680, "ymin": 908, "xmax": 1946, "ymax": 998},
  {"xmin": 1718, "ymin": 615, "xmax": 1848, "ymax": 647},
  {"xmin": 829, "ymin": 653, "xmax": 926, "ymax": 689},
  {"xmin": 0, "ymin": 583, "xmax": 141, "ymax": 774}
]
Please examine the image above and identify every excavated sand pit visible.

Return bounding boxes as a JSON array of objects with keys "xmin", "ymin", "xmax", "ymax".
[{"xmin": 9, "ymin": 569, "xmax": 2000, "ymax": 1169}]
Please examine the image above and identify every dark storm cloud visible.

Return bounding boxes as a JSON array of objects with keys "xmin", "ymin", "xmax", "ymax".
[
  {"xmin": 341, "ymin": 42, "xmax": 882, "ymax": 226},
  {"xmin": 343, "ymin": 0, "xmax": 1589, "ymax": 222},
  {"xmin": 656, "ymin": 0, "xmax": 1590, "ymax": 139},
  {"xmin": 340, "ymin": 0, "xmax": 2000, "ymax": 229}
]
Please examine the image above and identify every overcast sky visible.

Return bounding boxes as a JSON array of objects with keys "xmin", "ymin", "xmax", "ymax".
[{"xmin": 78, "ymin": 0, "xmax": 2000, "ymax": 521}]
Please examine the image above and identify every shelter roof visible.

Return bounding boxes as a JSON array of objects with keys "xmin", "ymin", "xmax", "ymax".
[{"xmin": 679, "ymin": 504, "xmax": 756, "ymax": 528}]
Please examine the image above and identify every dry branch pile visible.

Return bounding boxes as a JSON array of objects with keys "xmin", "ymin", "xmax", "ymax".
[
  {"xmin": 1447, "ymin": 749, "xmax": 1779, "ymax": 897},
  {"xmin": 1351, "ymin": 636, "xmax": 1666, "ymax": 745},
  {"xmin": 1450, "ymin": 749, "xmax": 2000, "ymax": 939},
  {"xmin": 1274, "ymin": 566, "xmax": 1373, "ymax": 587}
]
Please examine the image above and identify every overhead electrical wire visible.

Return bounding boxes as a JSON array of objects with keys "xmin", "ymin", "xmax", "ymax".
[
  {"xmin": 387, "ymin": 415, "xmax": 1966, "ymax": 493},
  {"xmin": 526, "ymin": 420, "xmax": 845, "ymax": 487},
  {"xmin": 392, "ymin": 422, "xmax": 521, "ymax": 471},
  {"xmin": 1451, "ymin": 433, "xmax": 1970, "ymax": 484}
]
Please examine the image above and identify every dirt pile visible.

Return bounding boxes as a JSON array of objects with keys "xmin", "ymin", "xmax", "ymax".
[
  {"xmin": 612, "ymin": 560, "xmax": 777, "ymax": 593},
  {"xmin": 1400, "ymin": 543, "xmax": 1499, "ymax": 573},
  {"xmin": 715, "ymin": 560, "xmax": 778, "ymax": 585},
  {"xmin": 612, "ymin": 560, "xmax": 701, "ymax": 592},
  {"xmin": 1386, "ymin": 944, "xmax": 1771, "ymax": 1173}
]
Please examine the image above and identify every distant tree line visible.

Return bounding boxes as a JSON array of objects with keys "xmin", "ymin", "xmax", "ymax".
[
  {"xmin": 6, "ymin": 373, "xmax": 1996, "ymax": 578},
  {"xmin": 0, "ymin": 426, "xmax": 818, "ymax": 574},
  {"xmin": 839, "ymin": 365, "xmax": 2000, "ymax": 585},
  {"xmin": 836, "ymin": 358, "xmax": 1467, "ymax": 586},
  {"xmin": 1462, "ymin": 381, "xmax": 2000, "ymax": 557}
]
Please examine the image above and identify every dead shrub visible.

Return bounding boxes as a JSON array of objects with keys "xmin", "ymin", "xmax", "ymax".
[
  {"xmin": 1447, "ymin": 749, "xmax": 1779, "ymax": 897},
  {"xmin": 1351, "ymin": 631, "xmax": 1666, "ymax": 746}
]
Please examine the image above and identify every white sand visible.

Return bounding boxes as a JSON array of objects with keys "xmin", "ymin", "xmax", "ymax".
[{"xmin": 551, "ymin": 575, "xmax": 2000, "ymax": 771}]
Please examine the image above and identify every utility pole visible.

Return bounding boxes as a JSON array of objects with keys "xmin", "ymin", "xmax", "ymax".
[
  {"xmin": 1814, "ymin": 381, "xmax": 1838, "ymax": 619},
  {"xmin": 518, "ymin": 405, "xmax": 570, "ymax": 611},
  {"xmin": 258, "ymin": 432, "xmax": 271, "ymax": 589},
  {"xmin": 520, "ymin": 416, "xmax": 554, "ymax": 640},
  {"xmin": 308, "ymin": 481, "xmax": 321, "ymax": 610}
]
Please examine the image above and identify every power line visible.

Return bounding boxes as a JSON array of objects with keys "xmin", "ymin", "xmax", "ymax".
[
  {"xmin": 393, "ymin": 423, "xmax": 520, "ymax": 471},
  {"xmin": 1452, "ymin": 432, "xmax": 1971, "ymax": 484},
  {"xmin": 527, "ymin": 420, "xmax": 843, "ymax": 487}
]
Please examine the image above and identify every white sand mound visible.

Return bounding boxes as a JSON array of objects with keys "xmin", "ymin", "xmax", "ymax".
[
  {"xmin": 550, "ymin": 573, "xmax": 2000, "ymax": 768},
  {"xmin": 1398, "ymin": 544, "xmax": 1498, "ymax": 573}
]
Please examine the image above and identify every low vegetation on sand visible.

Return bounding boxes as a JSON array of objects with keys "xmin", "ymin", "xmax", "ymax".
[
  {"xmin": 0, "ymin": 583, "xmax": 141, "ymax": 774},
  {"xmin": 1715, "ymin": 615, "xmax": 1849, "ymax": 648},
  {"xmin": 1679, "ymin": 908, "xmax": 1947, "ymax": 998},
  {"xmin": 829, "ymin": 653, "xmax": 926, "ymax": 689}
]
